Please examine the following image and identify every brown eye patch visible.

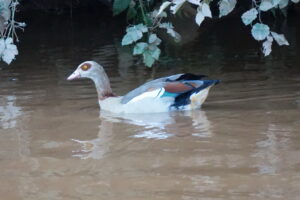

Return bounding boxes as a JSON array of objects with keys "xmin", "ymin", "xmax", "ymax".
[{"xmin": 80, "ymin": 63, "xmax": 91, "ymax": 71}]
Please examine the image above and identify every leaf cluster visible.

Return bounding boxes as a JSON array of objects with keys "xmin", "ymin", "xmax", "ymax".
[
  {"xmin": 0, "ymin": 0, "xmax": 25, "ymax": 64},
  {"xmin": 113, "ymin": 0, "xmax": 298, "ymax": 67}
]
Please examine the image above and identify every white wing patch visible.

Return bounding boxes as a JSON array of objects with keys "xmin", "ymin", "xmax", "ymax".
[{"xmin": 127, "ymin": 88, "xmax": 165, "ymax": 104}]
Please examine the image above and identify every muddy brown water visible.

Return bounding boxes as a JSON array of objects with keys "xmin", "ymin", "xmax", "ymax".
[{"xmin": 0, "ymin": 13, "xmax": 300, "ymax": 200}]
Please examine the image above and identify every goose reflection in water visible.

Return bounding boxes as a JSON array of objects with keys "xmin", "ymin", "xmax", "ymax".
[{"xmin": 71, "ymin": 110, "xmax": 212, "ymax": 160}]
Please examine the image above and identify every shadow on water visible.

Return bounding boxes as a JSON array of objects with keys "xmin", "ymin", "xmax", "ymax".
[{"xmin": 0, "ymin": 11, "xmax": 300, "ymax": 200}]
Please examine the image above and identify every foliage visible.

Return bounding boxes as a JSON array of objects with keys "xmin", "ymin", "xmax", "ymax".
[
  {"xmin": 0, "ymin": 0, "xmax": 298, "ymax": 65},
  {"xmin": 251, "ymin": 23, "xmax": 270, "ymax": 41},
  {"xmin": 0, "ymin": 37, "xmax": 18, "ymax": 64},
  {"xmin": 122, "ymin": 24, "xmax": 148, "ymax": 45},
  {"xmin": 115, "ymin": 0, "xmax": 181, "ymax": 67},
  {"xmin": 242, "ymin": 0, "xmax": 291, "ymax": 56},
  {"xmin": 241, "ymin": 8, "xmax": 258, "ymax": 25},
  {"xmin": 113, "ymin": 0, "xmax": 299, "ymax": 67},
  {"xmin": 219, "ymin": 0, "xmax": 236, "ymax": 17},
  {"xmin": 134, "ymin": 34, "xmax": 162, "ymax": 67},
  {"xmin": 0, "ymin": 0, "xmax": 25, "ymax": 64}
]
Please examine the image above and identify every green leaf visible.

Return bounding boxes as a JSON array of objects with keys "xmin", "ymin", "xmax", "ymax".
[
  {"xmin": 113, "ymin": 0, "xmax": 131, "ymax": 16},
  {"xmin": 241, "ymin": 8, "xmax": 258, "ymax": 26},
  {"xmin": 133, "ymin": 42, "xmax": 148, "ymax": 55},
  {"xmin": 259, "ymin": 0, "xmax": 274, "ymax": 11},
  {"xmin": 143, "ymin": 50, "xmax": 155, "ymax": 67},
  {"xmin": 279, "ymin": 0, "xmax": 289, "ymax": 9},
  {"xmin": 195, "ymin": 8, "xmax": 205, "ymax": 26},
  {"xmin": 131, "ymin": 24, "xmax": 148, "ymax": 33},
  {"xmin": 156, "ymin": 2, "xmax": 171, "ymax": 17},
  {"xmin": 201, "ymin": 3, "xmax": 212, "ymax": 18},
  {"xmin": 148, "ymin": 34, "xmax": 161, "ymax": 46},
  {"xmin": 121, "ymin": 34, "xmax": 133, "ymax": 46},
  {"xmin": 148, "ymin": 34, "xmax": 157, "ymax": 43},
  {"xmin": 159, "ymin": 22, "xmax": 181, "ymax": 42},
  {"xmin": 251, "ymin": 23, "xmax": 270, "ymax": 41},
  {"xmin": 262, "ymin": 36, "xmax": 273, "ymax": 56},
  {"xmin": 121, "ymin": 24, "xmax": 148, "ymax": 46},
  {"xmin": 219, "ymin": 0, "xmax": 237, "ymax": 17},
  {"xmin": 150, "ymin": 47, "xmax": 161, "ymax": 60},
  {"xmin": 271, "ymin": 31, "xmax": 289, "ymax": 46},
  {"xmin": 122, "ymin": 31, "xmax": 142, "ymax": 45}
]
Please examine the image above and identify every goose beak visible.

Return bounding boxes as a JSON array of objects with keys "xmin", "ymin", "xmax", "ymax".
[{"xmin": 67, "ymin": 70, "xmax": 81, "ymax": 80}]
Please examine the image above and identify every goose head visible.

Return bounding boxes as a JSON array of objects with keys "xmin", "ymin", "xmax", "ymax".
[
  {"xmin": 67, "ymin": 61, "xmax": 113, "ymax": 100},
  {"xmin": 67, "ymin": 61, "xmax": 105, "ymax": 81}
]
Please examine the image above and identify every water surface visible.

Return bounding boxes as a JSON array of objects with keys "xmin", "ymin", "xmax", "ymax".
[{"xmin": 0, "ymin": 13, "xmax": 300, "ymax": 200}]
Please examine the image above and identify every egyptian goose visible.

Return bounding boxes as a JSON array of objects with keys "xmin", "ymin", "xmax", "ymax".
[{"xmin": 67, "ymin": 61, "xmax": 219, "ymax": 113}]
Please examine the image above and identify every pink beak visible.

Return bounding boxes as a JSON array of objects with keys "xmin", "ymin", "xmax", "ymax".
[{"xmin": 67, "ymin": 70, "xmax": 81, "ymax": 80}]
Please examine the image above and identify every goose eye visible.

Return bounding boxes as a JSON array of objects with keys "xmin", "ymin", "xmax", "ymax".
[{"xmin": 81, "ymin": 64, "xmax": 91, "ymax": 71}]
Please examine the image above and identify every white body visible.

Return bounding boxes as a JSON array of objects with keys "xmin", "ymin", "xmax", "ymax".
[{"xmin": 99, "ymin": 87, "xmax": 211, "ymax": 114}]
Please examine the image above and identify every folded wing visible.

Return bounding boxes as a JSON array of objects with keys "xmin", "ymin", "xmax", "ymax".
[{"xmin": 121, "ymin": 73, "xmax": 218, "ymax": 106}]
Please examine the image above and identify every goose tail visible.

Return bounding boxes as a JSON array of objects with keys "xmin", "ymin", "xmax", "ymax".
[{"xmin": 171, "ymin": 80, "xmax": 220, "ymax": 109}]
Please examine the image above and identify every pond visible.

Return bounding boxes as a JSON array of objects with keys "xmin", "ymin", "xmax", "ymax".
[{"xmin": 0, "ymin": 12, "xmax": 300, "ymax": 200}]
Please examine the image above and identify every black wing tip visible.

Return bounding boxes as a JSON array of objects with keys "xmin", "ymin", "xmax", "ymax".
[
  {"xmin": 166, "ymin": 73, "xmax": 207, "ymax": 82},
  {"xmin": 201, "ymin": 79, "xmax": 220, "ymax": 86},
  {"xmin": 213, "ymin": 80, "xmax": 220, "ymax": 85},
  {"xmin": 178, "ymin": 73, "xmax": 207, "ymax": 81}
]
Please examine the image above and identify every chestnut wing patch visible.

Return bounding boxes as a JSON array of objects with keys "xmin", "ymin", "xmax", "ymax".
[{"xmin": 164, "ymin": 82, "xmax": 197, "ymax": 93}]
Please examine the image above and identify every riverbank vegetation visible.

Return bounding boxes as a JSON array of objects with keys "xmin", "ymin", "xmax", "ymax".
[{"xmin": 0, "ymin": 0, "xmax": 299, "ymax": 66}]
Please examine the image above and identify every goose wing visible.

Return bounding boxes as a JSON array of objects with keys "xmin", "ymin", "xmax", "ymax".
[{"xmin": 121, "ymin": 73, "xmax": 208, "ymax": 104}]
